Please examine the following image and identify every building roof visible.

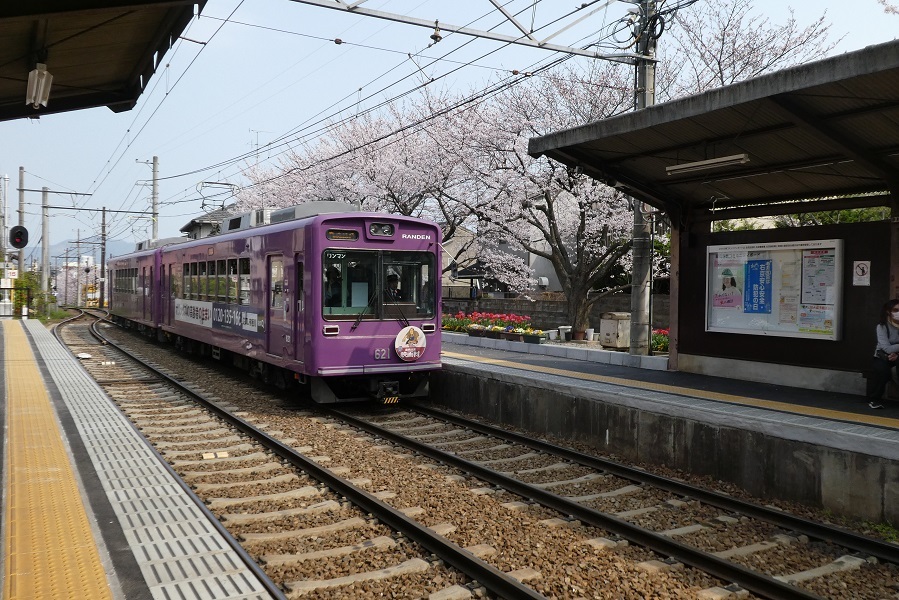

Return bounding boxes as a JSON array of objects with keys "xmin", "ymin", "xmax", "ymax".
[
  {"xmin": 0, "ymin": 1, "xmax": 203, "ymax": 122},
  {"xmin": 179, "ymin": 203, "xmax": 234, "ymax": 233},
  {"xmin": 528, "ymin": 39, "xmax": 899, "ymax": 220}
]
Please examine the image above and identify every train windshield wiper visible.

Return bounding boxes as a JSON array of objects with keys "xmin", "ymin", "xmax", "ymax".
[
  {"xmin": 393, "ymin": 304, "xmax": 410, "ymax": 329},
  {"xmin": 351, "ymin": 291, "xmax": 377, "ymax": 332}
]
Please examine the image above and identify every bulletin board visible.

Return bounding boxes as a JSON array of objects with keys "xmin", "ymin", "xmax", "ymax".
[{"xmin": 705, "ymin": 239, "xmax": 843, "ymax": 340}]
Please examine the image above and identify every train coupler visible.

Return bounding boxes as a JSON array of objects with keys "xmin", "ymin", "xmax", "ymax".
[{"xmin": 376, "ymin": 381, "xmax": 400, "ymax": 404}]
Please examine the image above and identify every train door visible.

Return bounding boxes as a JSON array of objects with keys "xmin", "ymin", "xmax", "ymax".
[
  {"xmin": 294, "ymin": 259, "xmax": 305, "ymax": 365},
  {"xmin": 141, "ymin": 266, "xmax": 147, "ymax": 320},
  {"xmin": 159, "ymin": 263, "xmax": 170, "ymax": 325},
  {"xmin": 266, "ymin": 256, "xmax": 290, "ymax": 358},
  {"xmin": 149, "ymin": 266, "xmax": 154, "ymax": 324}
]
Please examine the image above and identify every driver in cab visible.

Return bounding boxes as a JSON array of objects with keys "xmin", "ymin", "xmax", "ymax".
[{"xmin": 384, "ymin": 273, "xmax": 406, "ymax": 302}]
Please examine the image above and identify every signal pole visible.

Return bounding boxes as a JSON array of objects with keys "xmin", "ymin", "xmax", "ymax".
[
  {"xmin": 18, "ymin": 167, "xmax": 25, "ymax": 270},
  {"xmin": 1, "ymin": 174, "xmax": 7, "ymax": 263}
]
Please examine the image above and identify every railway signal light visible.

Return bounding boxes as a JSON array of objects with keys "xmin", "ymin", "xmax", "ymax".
[{"xmin": 9, "ymin": 225, "xmax": 28, "ymax": 249}]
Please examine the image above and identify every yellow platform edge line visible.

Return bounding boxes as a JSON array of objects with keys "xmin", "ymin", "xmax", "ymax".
[
  {"xmin": 2, "ymin": 320, "xmax": 113, "ymax": 600},
  {"xmin": 442, "ymin": 350, "xmax": 899, "ymax": 428}
]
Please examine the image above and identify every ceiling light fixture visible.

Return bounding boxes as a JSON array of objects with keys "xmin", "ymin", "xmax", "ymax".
[
  {"xmin": 26, "ymin": 63, "xmax": 52, "ymax": 109},
  {"xmin": 665, "ymin": 153, "xmax": 749, "ymax": 175}
]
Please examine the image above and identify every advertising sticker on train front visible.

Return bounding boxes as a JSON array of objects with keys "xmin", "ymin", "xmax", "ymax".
[{"xmin": 394, "ymin": 326, "xmax": 426, "ymax": 362}]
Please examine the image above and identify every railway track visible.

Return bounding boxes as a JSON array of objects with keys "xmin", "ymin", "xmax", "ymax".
[
  {"xmin": 61, "ymin": 311, "xmax": 899, "ymax": 598},
  {"xmin": 333, "ymin": 405, "xmax": 899, "ymax": 600},
  {"xmin": 59, "ymin": 311, "xmax": 542, "ymax": 599}
]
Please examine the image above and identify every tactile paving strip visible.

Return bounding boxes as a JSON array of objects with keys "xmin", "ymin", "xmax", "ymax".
[
  {"xmin": 3, "ymin": 320, "xmax": 113, "ymax": 599},
  {"xmin": 22, "ymin": 321, "xmax": 272, "ymax": 600}
]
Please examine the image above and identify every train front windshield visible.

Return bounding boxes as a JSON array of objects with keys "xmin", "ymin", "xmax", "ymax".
[{"xmin": 322, "ymin": 250, "xmax": 436, "ymax": 320}]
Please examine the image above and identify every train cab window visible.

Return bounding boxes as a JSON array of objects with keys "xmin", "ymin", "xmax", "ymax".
[
  {"xmin": 238, "ymin": 258, "xmax": 250, "ymax": 305},
  {"xmin": 383, "ymin": 252, "xmax": 436, "ymax": 319},
  {"xmin": 322, "ymin": 250, "xmax": 376, "ymax": 319},
  {"xmin": 216, "ymin": 260, "xmax": 226, "ymax": 301}
]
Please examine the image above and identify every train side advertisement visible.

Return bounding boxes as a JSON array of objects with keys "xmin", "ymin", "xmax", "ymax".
[
  {"xmin": 174, "ymin": 299, "xmax": 265, "ymax": 337},
  {"xmin": 705, "ymin": 239, "xmax": 843, "ymax": 340}
]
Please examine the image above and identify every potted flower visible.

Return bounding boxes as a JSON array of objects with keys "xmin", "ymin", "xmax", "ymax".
[
  {"xmin": 486, "ymin": 325, "xmax": 504, "ymax": 339},
  {"xmin": 467, "ymin": 323, "xmax": 486, "ymax": 337},
  {"xmin": 503, "ymin": 326, "xmax": 526, "ymax": 342},
  {"xmin": 523, "ymin": 329, "xmax": 545, "ymax": 344}
]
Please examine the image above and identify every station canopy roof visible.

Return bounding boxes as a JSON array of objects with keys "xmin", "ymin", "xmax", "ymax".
[
  {"xmin": 528, "ymin": 39, "xmax": 899, "ymax": 221},
  {"xmin": 0, "ymin": 1, "xmax": 202, "ymax": 122}
]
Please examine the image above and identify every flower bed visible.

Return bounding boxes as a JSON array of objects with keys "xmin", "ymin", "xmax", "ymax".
[
  {"xmin": 441, "ymin": 311, "xmax": 533, "ymax": 333},
  {"xmin": 651, "ymin": 328, "xmax": 669, "ymax": 352}
]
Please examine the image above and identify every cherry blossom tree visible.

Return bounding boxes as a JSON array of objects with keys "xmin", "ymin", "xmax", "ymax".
[
  {"xmin": 878, "ymin": 0, "xmax": 898, "ymax": 15},
  {"xmin": 447, "ymin": 62, "xmax": 637, "ymax": 331},
  {"xmin": 657, "ymin": 0, "xmax": 835, "ymax": 100},
  {"xmin": 231, "ymin": 0, "xmax": 836, "ymax": 332},
  {"xmin": 237, "ymin": 91, "xmax": 479, "ymax": 274}
]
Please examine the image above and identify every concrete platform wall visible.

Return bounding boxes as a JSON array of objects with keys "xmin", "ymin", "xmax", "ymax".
[{"xmin": 432, "ymin": 365, "xmax": 899, "ymax": 523}]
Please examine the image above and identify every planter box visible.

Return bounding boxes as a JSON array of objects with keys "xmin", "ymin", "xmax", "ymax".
[
  {"xmin": 502, "ymin": 333, "xmax": 525, "ymax": 342},
  {"xmin": 523, "ymin": 334, "xmax": 546, "ymax": 344},
  {"xmin": 485, "ymin": 330, "xmax": 503, "ymax": 339},
  {"xmin": 467, "ymin": 329, "xmax": 486, "ymax": 337}
]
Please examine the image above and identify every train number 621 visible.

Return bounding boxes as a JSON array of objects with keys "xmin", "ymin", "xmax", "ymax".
[{"xmin": 374, "ymin": 348, "xmax": 388, "ymax": 360}]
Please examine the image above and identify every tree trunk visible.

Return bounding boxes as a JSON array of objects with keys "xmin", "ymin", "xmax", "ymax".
[{"xmin": 567, "ymin": 290, "xmax": 592, "ymax": 332}]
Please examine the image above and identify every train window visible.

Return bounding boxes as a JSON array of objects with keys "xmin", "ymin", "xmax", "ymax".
[
  {"xmin": 322, "ymin": 250, "xmax": 377, "ymax": 319},
  {"xmin": 206, "ymin": 261, "xmax": 216, "ymax": 301},
  {"xmin": 216, "ymin": 260, "xmax": 226, "ymax": 301},
  {"xmin": 171, "ymin": 265, "xmax": 180, "ymax": 299},
  {"xmin": 191, "ymin": 263, "xmax": 200, "ymax": 300},
  {"xmin": 238, "ymin": 258, "xmax": 250, "ymax": 305},
  {"xmin": 198, "ymin": 262, "xmax": 208, "ymax": 300},
  {"xmin": 383, "ymin": 252, "xmax": 436, "ymax": 318},
  {"xmin": 226, "ymin": 259, "xmax": 238, "ymax": 303},
  {"xmin": 182, "ymin": 264, "xmax": 190, "ymax": 299},
  {"xmin": 270, "ymin": 257, "xmax": 284, "ymax": 309}
]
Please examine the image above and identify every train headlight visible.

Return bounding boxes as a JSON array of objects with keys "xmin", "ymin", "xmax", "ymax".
[{"xmin": 369, "ymin": 223, "xmax": 394, "ymax": 237}]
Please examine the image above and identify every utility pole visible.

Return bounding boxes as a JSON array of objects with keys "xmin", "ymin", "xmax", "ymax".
[
  {"xmin": 64, "ymin": 247, "xmax": 69, "ymax": 305},
  {"xmin": 152, "ymin": 155, "xmax": 159, "ymax": 240},
  {"xmin": 629, "ymin": 0, "xmax": 658, "ymax": 357},
  {"xmin": 100, "ymin": 207, "xmax": 106, "ymax": 309},
  {"xmin": 42, "ymin": 187, "xmax": 49, "ymax": 303},
  {"xmin": 138, "ymin": 156, "xmax": 160, "ymax": 240},
  {"xmin": 76, "ymin": 229, "xmax": 80, "ymax": 306}
]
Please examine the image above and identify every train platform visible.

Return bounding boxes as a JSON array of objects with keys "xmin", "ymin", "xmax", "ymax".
[
  {"xmin": 438, "ymin": 331, "xmax": 899, "ymax": 523},
  {"xmin": 0, "ymin": 319, "xmax": 274, "ymax": 600},
  {"xmin": 442, "ymin": 330, "xmax": 899, "ymax": 428}
]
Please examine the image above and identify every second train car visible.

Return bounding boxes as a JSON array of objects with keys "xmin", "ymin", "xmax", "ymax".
[{"xmin": 109, "ymin": 203, "xmax": 442, "ymax": 403}]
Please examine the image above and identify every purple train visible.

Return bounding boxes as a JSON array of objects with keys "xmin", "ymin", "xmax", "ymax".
[{"xmin": 108, "ymin": 204, "xmax": 441, "ymax": 403}]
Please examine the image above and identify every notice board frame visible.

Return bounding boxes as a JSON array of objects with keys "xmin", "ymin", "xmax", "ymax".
[{"xmin": 705, "ymin": 239, "xmax": 843, "ymax": 340}]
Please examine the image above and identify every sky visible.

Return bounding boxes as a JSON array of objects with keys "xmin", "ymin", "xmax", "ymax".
[{"xmin": 1, "ymin": 0, "xmax": 896, "ymax": 267}]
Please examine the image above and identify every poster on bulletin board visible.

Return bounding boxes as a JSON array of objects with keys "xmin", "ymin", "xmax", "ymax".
[{"xmin": 706, "ymin": 239, "xmax": 843, "ymax": 340}]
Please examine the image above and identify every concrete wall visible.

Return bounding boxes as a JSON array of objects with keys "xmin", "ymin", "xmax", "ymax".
[{"xmin": 432, "ymin": 364, "xmax": 899, "ymax": 523}]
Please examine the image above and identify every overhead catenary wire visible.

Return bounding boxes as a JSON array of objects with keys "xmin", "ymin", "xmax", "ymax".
[{"xmin": 83, "ymin": 2, "xmax": 644, "ymax": 241}]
